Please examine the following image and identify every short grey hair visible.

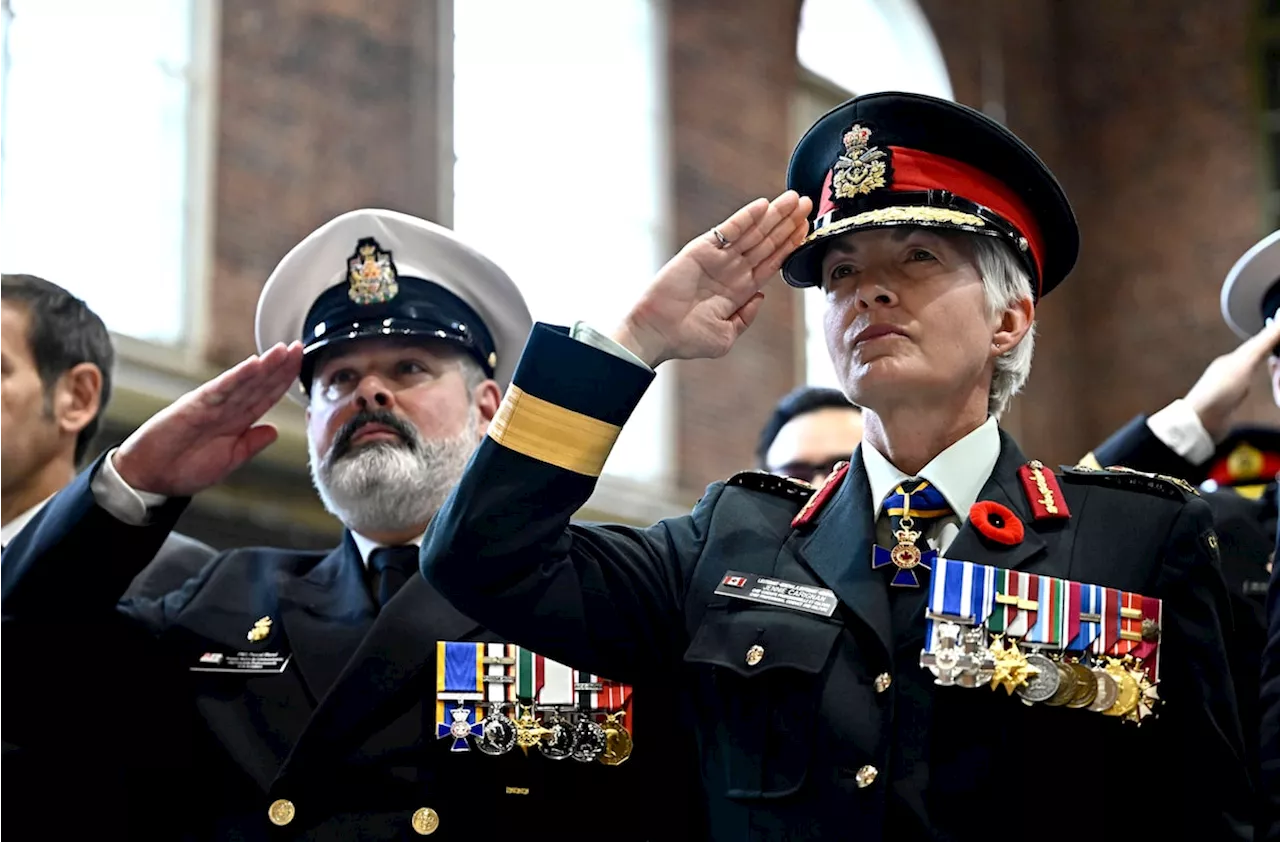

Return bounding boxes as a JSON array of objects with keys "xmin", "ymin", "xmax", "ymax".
[
  {"xmin": 970, "ymin": 235, "xmax": 1036, "ymax": 418},
  {"xmin": 456, "ymin": 353, "xmax": 487, "ymax": 393}
]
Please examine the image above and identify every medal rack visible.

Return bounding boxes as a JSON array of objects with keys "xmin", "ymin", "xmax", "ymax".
[
  {"xmin": 918, "ymin": 559, "xmax": 1161, "ymax": 725},
  {"xmin": 435, "ymin": 642, "xmax": 634, "ymax": 761}
]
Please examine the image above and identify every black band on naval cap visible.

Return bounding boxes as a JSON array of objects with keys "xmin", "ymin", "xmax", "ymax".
[{"xmin": 299, "ymin": 270, "xmax": 497, "ymax": 393}]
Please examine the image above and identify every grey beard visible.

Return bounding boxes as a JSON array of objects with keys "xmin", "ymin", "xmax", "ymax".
[{"xmin": 309, "ymin": 408, "xmax": 478, "ymax": 537}]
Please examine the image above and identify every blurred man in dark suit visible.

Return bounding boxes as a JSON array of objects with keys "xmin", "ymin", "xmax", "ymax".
[
  {"xmin": 1, "ymin": 273, "xmax": 213, "ymax": 595},
  {"xmin": 756, "ymin": 386, "xmax": 862, "ymax": 485}
]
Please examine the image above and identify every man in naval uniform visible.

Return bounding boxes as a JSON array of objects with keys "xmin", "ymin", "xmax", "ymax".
[
  {"xmin": 421, "ymin": 93, "xmax": 1252, "ymax": 840},
  {"xmin": 2, "ymin": 210, "xmax": 683, "ymax": 839}
]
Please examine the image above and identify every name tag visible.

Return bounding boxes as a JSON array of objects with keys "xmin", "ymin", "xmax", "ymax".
[
  {"xmin": 714, "ymin": 570, "xmax": 838, "ymax": 617},
  {"xmin": 190, "ymin": 651, "xmax": 291, "ymax": 674}
]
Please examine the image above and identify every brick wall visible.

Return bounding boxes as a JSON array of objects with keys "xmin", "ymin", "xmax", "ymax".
[
  {"xmin": 919, "ymin": 0, "xmax": 1270, "ymax": 466},
  {"xmin": 667, "ymin": 0, "xmax": 806, "ymax": 492},
  {"xmin": 207, "ymin": 0, "xmax": 445, "ymax": 366}
]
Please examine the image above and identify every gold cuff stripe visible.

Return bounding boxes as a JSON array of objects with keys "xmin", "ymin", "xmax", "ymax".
[{"xmin": 487, "ymin": 384, "xmax": 621, "ymax": 477}]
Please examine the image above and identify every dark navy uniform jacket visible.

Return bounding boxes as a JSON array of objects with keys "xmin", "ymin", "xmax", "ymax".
[
  {"xmin": 1, "ymin": 457, "xmax": 694, "ymax": 841},
  {"xmin": 421, "ymin": 324, "xmax": 1252, "ymax": 841}
]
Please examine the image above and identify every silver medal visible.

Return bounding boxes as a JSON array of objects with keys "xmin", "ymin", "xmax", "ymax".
[
  {"xmin": 1015, "ymin": 652, "xmax": 1060, "ymax": 704},
  {"xmin": 476, "ymin": 709, "xmax": 518, "ymax": 756},
  {"xmin": 537, "ymin": 711, "xmax": 578, "ymax": 760}
]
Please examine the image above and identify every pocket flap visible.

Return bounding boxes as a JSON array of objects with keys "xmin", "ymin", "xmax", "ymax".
[{"xmin": 683, "ymin": 605, "xmax": 841, "ymax": 678}]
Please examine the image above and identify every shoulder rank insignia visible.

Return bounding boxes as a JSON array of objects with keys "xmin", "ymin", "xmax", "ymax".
[
  {"xmin": 1017, "ymin": 460, "xmax": 1070, "ymax": 520},
  {"xmin": 1059, "ymin": 464, "xmax": 1199, "ymax": 501},
  {"xmin": 726, "ymin": 470, "xmax": 815, "ymax": 504},
  {"xmin": 791, "ymin": 462, "xmax": 850, "ymax": 529}
]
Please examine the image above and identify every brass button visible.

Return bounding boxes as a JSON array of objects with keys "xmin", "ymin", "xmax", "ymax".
[
  {"xmin": 745, "ymin": 644, "xmax": 765, "ymax": 666},
  {"xmin": 873, "ymin": 673, "xmax": 892, "ymax": 693},
  {"xmin": 411, "ymin": 807, "xmax": 440, "ymax": 835},
  {"xmin": 267, "ymin": 798, "xmax": 295, "ymax": 826},
  {"xmin": 855, "ymin": 765, "xmax": 878, "ymax": 788}
]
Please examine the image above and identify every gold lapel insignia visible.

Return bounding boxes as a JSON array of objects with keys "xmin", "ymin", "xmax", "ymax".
[{"xmin": 247, "ymin": 615, "xmax": 273, "ymax": 643}]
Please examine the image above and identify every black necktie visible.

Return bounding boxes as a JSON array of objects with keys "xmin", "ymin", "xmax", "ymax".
[{"xmin": 368, "ymin": 545, "xmax": 420, "ymax": 607}]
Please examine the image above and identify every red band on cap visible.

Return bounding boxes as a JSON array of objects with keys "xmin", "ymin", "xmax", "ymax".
[
  {"xmin": 1206, "ymin": 451, "xmax": 1280, "ymax": 487},
  {"xmin": 814, "ymin": 146, "xmax": 1046, "ymax": 293}
]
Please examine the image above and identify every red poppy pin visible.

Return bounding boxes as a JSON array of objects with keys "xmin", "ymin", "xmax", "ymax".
[{"xmin": 968, "ymin": 501, "xmax": 1024, "ymax": 546}]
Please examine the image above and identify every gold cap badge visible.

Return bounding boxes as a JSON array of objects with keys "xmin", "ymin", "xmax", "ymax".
[
  {"xmin": 832, "ymin": 124, "xmax": 889, "ymax": 199},
  {"xmin": 347, "ymin": 237, "xmax": 399, "ymax": 305}
]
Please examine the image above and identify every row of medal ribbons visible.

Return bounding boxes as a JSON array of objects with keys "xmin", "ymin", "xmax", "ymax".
[
  {"xmin": 434, "ymin": 641, "xmax": 634, "ymax": 763},
  {"xmin": 919, "ymin": 559, "xmax": 1162, "ymax": 725}
]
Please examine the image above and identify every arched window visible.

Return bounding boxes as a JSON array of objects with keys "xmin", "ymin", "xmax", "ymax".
[
  {"xmin": 452, "ymin": 0, "xmax": 672, "ymax": 490},
  {"xmin": 793, "ymin": 0, "xmax": 951, "ymax": 389},
  {"xmin": 0, "ymin": 0, "xmax": 216, "ymax": 346}
]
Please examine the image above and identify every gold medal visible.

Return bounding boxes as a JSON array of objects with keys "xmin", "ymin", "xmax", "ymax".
[
  {"xmin": 1086, "ymin": 667, "xmax": 1119, "ymax": 713},
  {"xmin": 890, "ymin": 519, "xmax": 924, "ymax": 570},
  {"xmin": 1065, "ymin": 661, "xmax": 1098, "ymax": 709},
  {"xmin": 1101, "ymin": 659, "xmax": 1139, "ymax": 717},
  {"xmin": 514, "ymin": 706, "xmax": 550, "ymax": 755},
  {"xmin": 1042, "ymin": 661, "xmax": 1077, "ymax": 707},
  {"xmin": 599, "ymin": 711, "xmax": 633, "ymax": 766},
  {"xmin": 988, "ymin": 637, "xmax": 1040, "ymax": 695}
]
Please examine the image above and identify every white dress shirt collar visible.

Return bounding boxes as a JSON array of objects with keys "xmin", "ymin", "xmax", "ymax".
[
  {"xmin": 861, "ymin": 416, "xmax": 1001, "ymax": 520},
  {"xmin": 350, "ymin": 531, "xmax": 425, "ymax": 568},
  {"xmin": 1, "ymin": 494, "xmax": 54, "ymax": 549}
]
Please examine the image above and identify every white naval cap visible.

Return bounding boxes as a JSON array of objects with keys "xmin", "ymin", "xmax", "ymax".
[
  {"xmin": 1220, "ymin": 229, "xmax": 1280, "ymax": 339},
  {"xmin": 254, "ymin": 209, "xmax": 532, "ymax": 404}
]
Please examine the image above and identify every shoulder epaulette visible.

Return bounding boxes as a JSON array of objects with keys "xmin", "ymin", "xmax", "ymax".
[
  {"xmin": 791, "ymin": 461, "xmax": 851, "ymax": 528},
  {"xmin": 1018, "ymin": 459, "xmax": 1070, "ymax": 520},
  {"xmin": 725, "ymin": 471, "xmax": 815, "ymax": 504},
  {"xmin": 1059, "ymin": 464, "xmax": 1200, "ymax": 501}
]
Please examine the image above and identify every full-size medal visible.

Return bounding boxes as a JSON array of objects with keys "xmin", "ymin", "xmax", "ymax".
[
  {"xmin": 1065, "ymin": 661, "xmax": 1098, "ymax": 709},
  {"xmin": 1014, "ymin": 652, "xmax": 1059, "ymax": 703},
  {"xmin": 1100, "ymin": 659, "xmax": 1139, "ymax": 718},
  {"xmin": 537, "ymin": 711, "xmax": 578, "ymax": 760},
  {"xmin": 514, "ymin": 706, "xmax": 550, "ymax": 755},
  {"xmin": 476, "ymin": 708, "xmax": 518, "ymax": 756},
  {"xmin": 989, "ymin": 638, "xmax": 1040, "ymax": 695},
  {"xmin": 599, "ymin": 712, "xmax": 633, "ymax": 766},
  {"xmin": 437, "ymin": 706, "xmax": 483, "ymax": 752},
  {"xmin": 1041, "ymin": 662, "xmax": 1077, "ymax": 707},
  {"xmin": 571, "ymin": 716, "xmax": 608, "ymax": 762},
  {"xmin": 1087, "ymin": 667, "xmax": 1119, "ymax": 713}
]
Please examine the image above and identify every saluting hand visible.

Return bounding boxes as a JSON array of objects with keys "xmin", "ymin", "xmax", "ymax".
[
  {"xmin": 112, "ymin": 342, "xmax": 305, "ymax": 497},
  {"xmin": 1185, "ymin": 317, "xmax": 1280, "ymax": 441},
  {"xmin": 611, "ymin": 191, "xmax": 812, "ymax": 367}
]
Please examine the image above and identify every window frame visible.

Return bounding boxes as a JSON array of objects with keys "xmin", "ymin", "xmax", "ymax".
[{"xmin": 0, "ymin": 0, "xmax": 220, "ymax": 375}]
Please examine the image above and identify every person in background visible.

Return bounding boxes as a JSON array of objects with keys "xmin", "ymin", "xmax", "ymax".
[
  {"xmin": 756, "ymin": 385, "xmax": 862, "ymax": 485},
  {"xmin": 1084, "ymin": 234, "xmax": 1280, "ymax": 829},
  {"xmin": 0, "ymin": 273, "xmax": 213, "ymax": 596}
]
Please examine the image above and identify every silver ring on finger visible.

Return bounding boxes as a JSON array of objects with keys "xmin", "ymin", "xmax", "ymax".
[{"xmin": 712, "ymin": 227, "xmax": 731, "ymax": 249}]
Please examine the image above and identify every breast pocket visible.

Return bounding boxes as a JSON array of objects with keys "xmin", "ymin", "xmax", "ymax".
[{"xmin": 682, "ymin": 604, "xmax": 842, "ymax": 799}]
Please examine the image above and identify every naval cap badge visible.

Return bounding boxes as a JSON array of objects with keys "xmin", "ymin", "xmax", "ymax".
[{"xmin": 347, "ymin": 236, "xmax": 399, "ymax": 305}]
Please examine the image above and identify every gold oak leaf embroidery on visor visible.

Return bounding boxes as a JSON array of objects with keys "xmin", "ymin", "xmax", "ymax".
[
  {"xmin": 806, "ymin": 206, "xmax": 988, "ymax": 244},
  {"xmin": 488, "ymin": 385, "xmax": 622, "ymax": 477}
]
